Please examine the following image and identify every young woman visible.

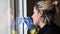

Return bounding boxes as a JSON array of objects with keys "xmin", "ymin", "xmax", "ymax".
[
  {"xmin": 13, "ymin": 1, "xmax": 60, "ymax": 34},
  {"xmin": 29, "ymin": 1, "xmax": 60, "ymax": 34}
]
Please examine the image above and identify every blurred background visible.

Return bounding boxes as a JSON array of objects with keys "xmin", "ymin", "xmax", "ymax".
[{"xmin": 0, "ymin": 0, "xmax": 10, "ymax": 34}]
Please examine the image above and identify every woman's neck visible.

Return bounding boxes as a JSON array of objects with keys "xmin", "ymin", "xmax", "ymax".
[{"xmin": 38, "ymin": 21, "xmax": 47, "ymax": 28}]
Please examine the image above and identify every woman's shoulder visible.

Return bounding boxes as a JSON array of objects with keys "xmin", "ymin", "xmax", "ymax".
[{"xmin": 44, "ymin": 23, "xmax": 60, "ymax": 34}]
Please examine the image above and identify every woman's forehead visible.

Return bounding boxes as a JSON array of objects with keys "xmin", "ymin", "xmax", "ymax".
[{"xmin": 33, "ymin": 7, "xmax": 38, "ymax": 12}]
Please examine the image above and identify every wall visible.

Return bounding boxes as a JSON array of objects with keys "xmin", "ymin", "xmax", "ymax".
[{"xmin": 0, "ymin": 0, "xmax": 10, "ymax": 34}]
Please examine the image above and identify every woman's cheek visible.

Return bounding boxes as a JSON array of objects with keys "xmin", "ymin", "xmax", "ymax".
[{"xmin": 33, "ymin": 16, "xmax": 39, "ymax": 25}]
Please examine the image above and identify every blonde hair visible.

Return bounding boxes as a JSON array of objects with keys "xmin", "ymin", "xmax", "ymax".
[{"xmin": 34, "ymin": 1, "xmax": 59, "ymax": 24}]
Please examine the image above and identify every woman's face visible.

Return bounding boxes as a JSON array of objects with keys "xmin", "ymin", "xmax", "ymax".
[{"xmin": 32, "ymin": 7, "xmax": 41, "ymax": 25}]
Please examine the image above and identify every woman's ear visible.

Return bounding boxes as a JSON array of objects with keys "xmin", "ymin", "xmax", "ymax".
[{"xmin": 39, "ymin": 10, "xmax": 44, "ymax": 17}]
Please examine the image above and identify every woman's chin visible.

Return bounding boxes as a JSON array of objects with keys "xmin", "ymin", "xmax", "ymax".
[{"xmin": 34, "ymin": 23, "xmax": 38, "ymax": 26}]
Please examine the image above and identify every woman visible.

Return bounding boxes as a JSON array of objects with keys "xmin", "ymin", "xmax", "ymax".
[{"xmin": 29, "ymin": 1, "xmax": 60, "ymax": 34}]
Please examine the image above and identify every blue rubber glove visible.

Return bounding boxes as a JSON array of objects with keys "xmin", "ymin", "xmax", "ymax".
[
  {"xmin": 24, "ymin": 16, "xmax": 35, "ymax": 30},
  {"xmin": 14, "ymin": 16, "xmax": 35, "ymax": 30}
]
